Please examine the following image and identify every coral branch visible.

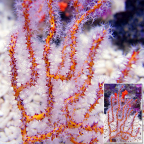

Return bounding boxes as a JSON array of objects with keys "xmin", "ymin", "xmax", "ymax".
[{"xmin": 117, "ymin": 51, "xmax": 140, "ymax": 83}]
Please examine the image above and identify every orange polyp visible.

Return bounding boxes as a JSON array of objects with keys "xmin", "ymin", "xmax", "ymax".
[
  {"xmin": 122, "ymin": 90, "xmax": 128, "ymax": 99},
  {"xmin": 114, "ymin": 93, "xmax": 117, "ymax": 98},
  {"xmin": 58, "ymin": 2, "xmax": 68, "ymax": 12}
]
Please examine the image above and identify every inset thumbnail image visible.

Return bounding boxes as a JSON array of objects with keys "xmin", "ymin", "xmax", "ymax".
[{"xmin": 104, "ymin": 84, "xmax": 142, "ymax": 143}]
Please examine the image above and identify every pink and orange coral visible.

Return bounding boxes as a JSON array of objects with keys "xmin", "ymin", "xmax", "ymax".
[{"xmin": 7, "ymin": 0, "xmax": 142, "ymax": 143}]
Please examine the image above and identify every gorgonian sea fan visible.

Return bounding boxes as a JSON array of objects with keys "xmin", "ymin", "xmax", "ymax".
[{"xmin": 7, "ymin": 0, "xmax": 141, "ymax": 143}]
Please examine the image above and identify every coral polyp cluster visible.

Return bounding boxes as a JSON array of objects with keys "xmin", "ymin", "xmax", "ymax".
[{"xmin": 7, "ymin": 0, "xmax": 142, "ymax": 143}]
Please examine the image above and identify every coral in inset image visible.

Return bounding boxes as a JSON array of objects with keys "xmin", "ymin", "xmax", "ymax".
[{"xmin": 104, "ymin": 84, "xmax": 142, "ymax": 143}]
